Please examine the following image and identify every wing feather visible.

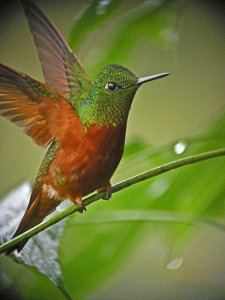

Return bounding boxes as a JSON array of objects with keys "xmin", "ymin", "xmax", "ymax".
[
  {"xmin": 22, "ymin": 1, "xmax": 91, "ymax": 102},
  {"xmin": 0, "ymin": 63, "xmax": 65, "ymax": 147}
]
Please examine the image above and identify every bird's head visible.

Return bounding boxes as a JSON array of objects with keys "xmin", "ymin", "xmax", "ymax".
[{"xmin": 78, "ymin": 64, "xmax": 169, "ymax": 128}]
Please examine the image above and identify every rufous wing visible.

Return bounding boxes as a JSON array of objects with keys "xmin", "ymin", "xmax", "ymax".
[
  {"xmin": 0, "ymin": 63, "xmax": 58, "ymax": 146},
  {"xmin": 0, "ymin": 63, "xmax": 79, "ymax": 147}
]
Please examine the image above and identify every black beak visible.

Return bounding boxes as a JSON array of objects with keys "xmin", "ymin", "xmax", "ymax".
[{"xmin": 136, "ymin": 72, "xmax": 169, "ymax": 85}]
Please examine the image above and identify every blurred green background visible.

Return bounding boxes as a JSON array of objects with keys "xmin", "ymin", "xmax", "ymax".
[{"xmin": 0, "ymin": 0, "xmax": 225, "ymax": 299}]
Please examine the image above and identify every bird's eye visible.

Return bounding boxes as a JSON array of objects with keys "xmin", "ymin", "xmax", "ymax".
[{"xmin": 105, "ymin": 82, "xmax": 118, "ymax": 91}]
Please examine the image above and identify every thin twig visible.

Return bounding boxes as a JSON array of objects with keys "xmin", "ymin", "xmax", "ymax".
[{"xmin": 0, "ymin": 148, "xmax": 225, "ymax": 254}]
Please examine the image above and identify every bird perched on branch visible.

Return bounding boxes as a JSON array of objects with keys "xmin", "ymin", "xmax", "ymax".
[{"xmin": 0, "ymin": 1, "xmax": 169, "ymax": 253}]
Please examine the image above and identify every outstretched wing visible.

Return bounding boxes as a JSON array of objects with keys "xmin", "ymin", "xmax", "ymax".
[
  {"xmin": 0, "ymin": 64, "xmax": 61, "ymax": 147},
  {"xmin": 22, "ymin": 1, "xmax": 92, "ymax": 105}
]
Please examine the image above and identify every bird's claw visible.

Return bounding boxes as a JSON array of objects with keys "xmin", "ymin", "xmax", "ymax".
[
  {"xmin": 76, "ymin": 200, "xmax": 86, "ymax": 213},
  {"xmin": 102, "ymin": 185, "xmax": 112, "ymax": 200}
]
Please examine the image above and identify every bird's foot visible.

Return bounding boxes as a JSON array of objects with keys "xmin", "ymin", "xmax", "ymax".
[
  {"xmin": 98, "ymin": 184, "xmax": 112, "ymax": 200},
  {"xmin": 78, "ymin": 203, "xmax": 86, "ymax": 213},
  {"xmin": 74, "ymin": 197, "xmax": 86, "ymax": 213}
]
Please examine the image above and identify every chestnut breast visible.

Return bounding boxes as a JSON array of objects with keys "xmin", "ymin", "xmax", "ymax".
[{"xmin": 48, "ymin": 124, "xmax": 126, "ymax": 198}]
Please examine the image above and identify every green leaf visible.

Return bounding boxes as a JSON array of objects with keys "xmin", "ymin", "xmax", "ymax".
[
  {"xmin": 69, "ymin": 0, "xmax": 123, "ymax": 50},
  {"xmin": 69, "ymin": 0, "xmax": 181, "ymax": 73}
]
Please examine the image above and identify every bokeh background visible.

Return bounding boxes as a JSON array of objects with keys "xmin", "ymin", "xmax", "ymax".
[{"xmin": 0, "ymin": 0, "xmax": 224, "ymax": 299}]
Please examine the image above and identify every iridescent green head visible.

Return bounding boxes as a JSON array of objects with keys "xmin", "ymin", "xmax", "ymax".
[{"xmin": 77, "ymin": 64, "xmax": 169, "ymax": 128}]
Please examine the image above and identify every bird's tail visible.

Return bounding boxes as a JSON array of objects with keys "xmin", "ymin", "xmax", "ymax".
[{"xmin": 6, "ymin": 184, "xmax": 60, "ymax": 254}]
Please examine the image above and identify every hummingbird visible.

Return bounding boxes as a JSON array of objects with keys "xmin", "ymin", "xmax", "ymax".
[{"xmin": 0, "ymin": 2, "xmax": 169, "ymax": 253}]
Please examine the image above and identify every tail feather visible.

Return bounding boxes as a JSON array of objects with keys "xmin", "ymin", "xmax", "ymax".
[{"xmin": 6, "ymin": 186, "xmax": 60, "ymax": 254}]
